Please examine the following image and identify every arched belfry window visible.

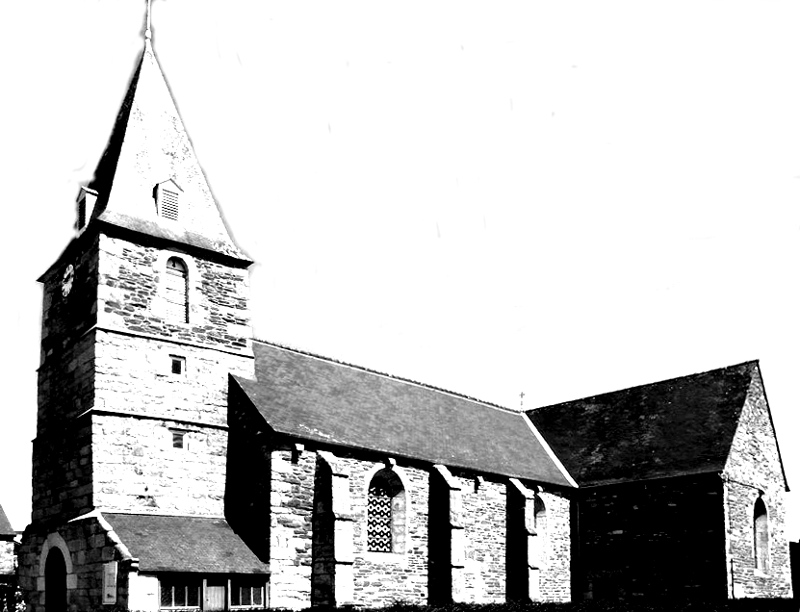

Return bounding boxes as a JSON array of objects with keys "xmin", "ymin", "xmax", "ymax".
[
  {"xmin": 754, "ymin": 497, "xmax": 769, "ymax": 572},
  {"xmin": 165, "ymin": 257, "xmax": 189, "ymax": 323},
  {"xmin": 367, "ymin": 468, "xmax": 405, "ymax": 553}
]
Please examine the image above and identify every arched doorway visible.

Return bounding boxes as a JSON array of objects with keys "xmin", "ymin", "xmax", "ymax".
[{"xmin": 45, "ymin": 548, "xmax": 67, "ymax": 612}]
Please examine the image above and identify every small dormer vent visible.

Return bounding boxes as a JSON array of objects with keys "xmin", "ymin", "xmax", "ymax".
[
  {"xmin": 161, "ymin": 189, "xmax": 179, "ymax": 220},
  {"xmin": 76, "ymin": 187, "xmax": 98, "ymax": 232},
  {"xmin": 155, "ymin": 179, "xmax": 183, "ymax": 221}
]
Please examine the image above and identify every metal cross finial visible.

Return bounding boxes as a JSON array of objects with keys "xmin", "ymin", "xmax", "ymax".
[
  {"xmin": 145, "ymin": 0, "xmax": 152, "ymax": 40},
  {"xmin": 519, "ymin": 390, "xmax": 525, "ymax": 408}
]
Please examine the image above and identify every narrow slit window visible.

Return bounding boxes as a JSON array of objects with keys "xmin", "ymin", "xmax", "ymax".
[
  {"xmin": 754, "ymin": 497, "xmax": 769, "ymax": 572},
  {"xmin": 170, "ymin": 430, "xmax": 186, "ymax": 449},
  {"xmin": 170, "ymin": 355, "xmax": 185, "ymax": 375}
]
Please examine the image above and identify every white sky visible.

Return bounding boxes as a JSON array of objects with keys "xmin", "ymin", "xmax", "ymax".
[{"xmin": 1, "ymin": 0, "xmax": 799, "ymax": 539}]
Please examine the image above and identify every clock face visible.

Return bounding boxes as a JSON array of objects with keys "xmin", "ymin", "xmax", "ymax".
[{"xmin": 61, "ymin": 264, "xmax": 75, "ymax": 297}]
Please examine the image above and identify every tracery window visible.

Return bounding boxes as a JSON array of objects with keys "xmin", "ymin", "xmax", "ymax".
[
  {"xmin": 367, "ymin": 468, "xmax": 405, "ymax": 553},
  {"xmin": 754, "ymin": 497, "xmax": 769, "ymax": 572},
  {"xmin": 165, "ymin": 257, "xmax": 189, "ymax": 323}
]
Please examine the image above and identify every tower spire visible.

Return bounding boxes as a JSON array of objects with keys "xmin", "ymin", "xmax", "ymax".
[{"xmin": 145, "ymin": 0, "xmax": 152, "ymax": 41}]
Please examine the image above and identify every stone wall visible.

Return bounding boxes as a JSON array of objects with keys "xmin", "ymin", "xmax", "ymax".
[
  {"xmin": 722, "ymin": 369, "xmax": 792, "ymax": 599},
  {"xmin": 33, "ymin": 232, "xmax": 254, "ymax": 524},
  {"xmin": 18, "ymin": 515, "xmax": 130, "ymax": 612},
  {"xmin": 92, "ymin": 413, "xmax": 229, "ymax": 515},
  {"xmin": 31, "ymin": 411, "xmax": 93, "ymax": 525},
  {"xmin": 34, "ymin": 236, "xmax": 100, "ymax": 522},
  {"xmin": 268, "ymin": 448, "xmax": 315, "ymax": 610},
  {"xmin": 225, "ymin": 397, "xmax": 574, "ymax": 610},
  {"xmin": 346, "ymin": 458, "xmax": 429, "ymax": 606},
  {"xmin": 537, "ymin": 490, "xmax": 571, "ymax": 603},
  {"xmin": 574, "ymin": 474, "xmax": 727, "ymax": 601},
  {"xmin": 96, "ymin": 235, "xmax": 251, "ymax": 355},
  {"xmin": 456, "ymin": 475, "xmax": 506, "ymax": 603}
]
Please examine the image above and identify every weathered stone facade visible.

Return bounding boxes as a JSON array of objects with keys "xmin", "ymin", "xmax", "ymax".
[
  {"xmin": 722, "ymin": 369, "xmax": 792, "ymax": 599},
  {"xmin": 226, "ymin": 396, "xmax": 573, "ymax": 610},
  {"xmin": 18, "ymin": 17, "xmax": 795, "ymax": 612},
  {"xmin": 18, "ymin": 515, "xmax": 129, "ymax": 612}
]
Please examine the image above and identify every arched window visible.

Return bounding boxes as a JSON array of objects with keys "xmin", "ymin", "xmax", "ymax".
[
  {"xmin": 754, "ymin": 497, "xmax": 769, "ymax": 572},
  {"xmin": 165, "ymin": 257, "xmax": 189, "ymax": 323},
  {"xmin": 367, "ymin": 468, "xmax": 405, "ymax": 553}
]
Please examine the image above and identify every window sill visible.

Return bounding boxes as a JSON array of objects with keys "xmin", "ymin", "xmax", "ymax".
[{"xmin": 362, "ymin": 551, "xmax": 407, "ymax": 565}]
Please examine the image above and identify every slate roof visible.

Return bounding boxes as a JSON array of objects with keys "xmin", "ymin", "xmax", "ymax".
[
  {"xmin": 232, "ymin": 341, "xmax": 574, "ymax": 487},
  {"xmin": 85, "ymin": 40, "xmax": 249, "ymax": 262},
  {"xmin": 0, "ymin": 504, "xmax": 14, "ymax": 538},
  {"xmin": 528, "ymin": 361, "xmax": 762, "ymax": 487},
  {"xmin": 104, "ymin": 513, "xmax": 268, "ymax": 574}
]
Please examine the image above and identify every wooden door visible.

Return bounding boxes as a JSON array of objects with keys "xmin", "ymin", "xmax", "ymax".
[{"xmin": 203, "ymin": 580, "xmax": 226, "ymax": 611}]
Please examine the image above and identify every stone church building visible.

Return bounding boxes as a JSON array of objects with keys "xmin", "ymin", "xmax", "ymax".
[{"xmin": 17, "ymin": 22, "xmax": 792, "ymax": 612}]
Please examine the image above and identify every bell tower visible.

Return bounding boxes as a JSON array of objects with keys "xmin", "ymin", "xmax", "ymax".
[{"xmin": 32, "ymin": 15, "xmax": 254, "ymax": 525}]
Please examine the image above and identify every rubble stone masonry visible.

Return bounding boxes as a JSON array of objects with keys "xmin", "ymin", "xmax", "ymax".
[
  {"xmin": 232, "ymin": 429, "xmax": 574, "ymax": 610},
  {"xmin": 19, "ymin": 515, "xmax": 130, "ymax": 612},
  {"xmin": 723, "ymin": 370, "xmax": 792, "ymax": 599}
]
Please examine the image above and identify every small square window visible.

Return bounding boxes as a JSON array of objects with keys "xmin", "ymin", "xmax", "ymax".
[
  {"xmin": 170, "ymin": 355, "xmax": 185, "ymax": 375},
  {"xmin": 171, "ymin": 430, "xmax": 186, "ymax": 449}
]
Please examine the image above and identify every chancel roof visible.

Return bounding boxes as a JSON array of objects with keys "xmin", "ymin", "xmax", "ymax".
[
  {"xmin": 232, "ymin": 341, "xmax": 574, "ymax": 488},
  {"xmin": 104, "ymin": 513, "xmax": 269, "ymax": 574},
  {"xmin": 528, "ymin": 361, "xmax": 767, "ymax": 487}
]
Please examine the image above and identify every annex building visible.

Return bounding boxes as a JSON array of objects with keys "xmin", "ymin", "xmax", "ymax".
[{"xmin": 17, "ymin": 21, "xmax": 793, "ymax": 612}]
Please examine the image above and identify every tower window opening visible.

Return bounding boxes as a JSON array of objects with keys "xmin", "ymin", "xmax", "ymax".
[
  {"xmin": 165, "ymin": 257, "xmax": 189, "ymax": 323},
  {"xmin": 170, "ymin": 429, "xmax": 187, "ymax": 450},
  {"xmin": 170, "ymin": 355, "xmax": 185, "ymax": 375}
]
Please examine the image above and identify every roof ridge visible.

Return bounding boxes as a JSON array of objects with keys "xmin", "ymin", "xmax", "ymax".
[
  {"xmin": 530, "ymin": 359, "xmax": 759, "ymax": 411},
  {"xmin": 103, "ymin": 511, "xmax": 226, "ymax": 519},
  {"xmin": 252, "ymin": 337, "xmax": 520, "ymax": 415}
]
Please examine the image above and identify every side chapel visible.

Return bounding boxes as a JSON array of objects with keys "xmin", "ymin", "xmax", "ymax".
[{"xmin": 17, "ymin": 12, "xmax": 793, "ymax": 612}]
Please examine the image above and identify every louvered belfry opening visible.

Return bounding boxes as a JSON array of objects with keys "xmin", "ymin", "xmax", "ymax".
[
  {"xmin": 165, "ymin": 257, "xmax": 189, "ymax": 323},
  {"xmin": 367, "ymin": 468, "xmax": 405, "ymax": 553},
  {"xmin": 161, "ymin": 188, "xmax": 179, "ymax": 220}
]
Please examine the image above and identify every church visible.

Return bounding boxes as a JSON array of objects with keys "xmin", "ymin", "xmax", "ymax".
[{"xmin": 17, "ymin": 13, "xmax": 793, "ymax": 612}]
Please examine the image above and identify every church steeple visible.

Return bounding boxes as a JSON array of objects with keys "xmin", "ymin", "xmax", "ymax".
[
  {"xmin": 30, "ymin": 3, "xmax": 254, "ymax": 528},
  {"xmin": 83, "ymin": 8, "xmax": 247, "ymax": 261}
]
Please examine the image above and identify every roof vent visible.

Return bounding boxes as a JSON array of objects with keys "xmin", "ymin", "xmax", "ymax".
[
  {"xmin": 76, "ymin": 187, "xmax": 98, "ymax": 232},
  {"xmin": 154, "ymin": 179, "xmax": 183, "ymax": 221}
]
